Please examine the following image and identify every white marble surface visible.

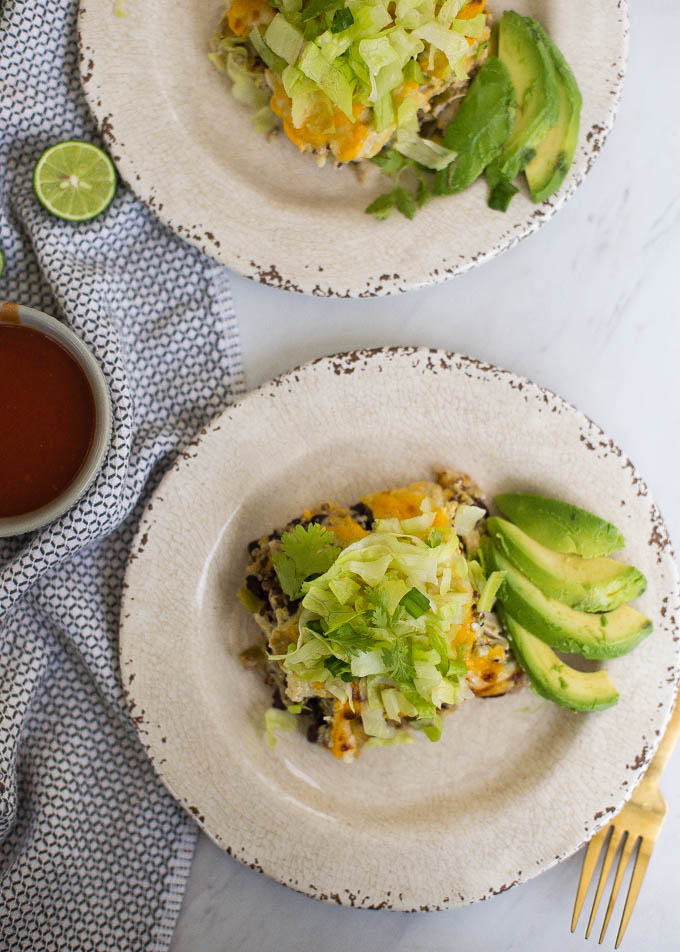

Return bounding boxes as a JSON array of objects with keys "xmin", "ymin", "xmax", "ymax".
[{"xmin": 170, "ymin": 2, "xmax": 680, "ymax": 949}]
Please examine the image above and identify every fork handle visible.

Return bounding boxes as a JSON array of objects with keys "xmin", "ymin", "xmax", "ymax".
[{"xmin": 644, "ymin": 694, "xmax": 680, "ymax": 783}]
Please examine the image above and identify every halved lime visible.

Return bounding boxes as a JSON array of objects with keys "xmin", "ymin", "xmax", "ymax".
[{"xmin": 33, "ymin": 141, "xmax": 117, "ymax": 222}]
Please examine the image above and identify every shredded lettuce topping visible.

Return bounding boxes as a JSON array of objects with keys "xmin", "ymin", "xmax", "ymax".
[
  {"xmin": 271, "ymin": 518, "xmax": 479, "ymax": 741},
  {"xmin": 215, "ymin": 0, "xmax": 489, "ymax": 148},
  {"xmin": 264, "ymin": 707, "xmax": 298, "ymax": 747}
]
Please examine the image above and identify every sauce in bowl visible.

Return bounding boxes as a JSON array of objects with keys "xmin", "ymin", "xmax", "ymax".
[{"xmin": 0, "ymin": 323, "xmax": 96, "ymax": 518}]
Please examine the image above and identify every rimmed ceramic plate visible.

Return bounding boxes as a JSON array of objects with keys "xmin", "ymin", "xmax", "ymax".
[
  {"xmin": 120, "ymin": 348, "xmax": 678, "ymax": 911},
  {"xmin": 78, "ymin": 1, "xmax": 627, "ymax": 296}
]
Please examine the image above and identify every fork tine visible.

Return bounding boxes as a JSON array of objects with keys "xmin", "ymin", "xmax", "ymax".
[
  {"xmin": 571, "ymin": 827, "xmax": 610, "ymax": 932},
  {"xmin": 585, "ymin": 826, "xmax": 623, "ymax": 939},
  {"xmin": 614, "ymin": 837, "xmax": 651, "ymax": 949},
  {"xmin": 599, "ymin": 832, "xmax": 638, "ymax": 944}
]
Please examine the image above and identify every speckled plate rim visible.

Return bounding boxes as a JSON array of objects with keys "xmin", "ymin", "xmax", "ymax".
[
  {"xmin": 119, "ymin": 347, "xmax": 679, "ymax": 910},
  {"xmin": 77, "ymin": 1, "xmax": 628, "ymax": 297}
]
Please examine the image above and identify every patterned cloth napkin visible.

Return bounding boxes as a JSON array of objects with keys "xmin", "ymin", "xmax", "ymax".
[{"xmin": 0, "ymin": 1, "xmax": 244, "ymax": 948}]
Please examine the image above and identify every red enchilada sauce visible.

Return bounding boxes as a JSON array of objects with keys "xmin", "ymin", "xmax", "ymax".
[{"xmin": 0, "ymin": 323, "xmax": 96, "ymax": 518}]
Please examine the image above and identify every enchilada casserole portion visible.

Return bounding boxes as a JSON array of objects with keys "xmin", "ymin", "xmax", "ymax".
[
  {"xmin": 239, "ymin": 470, "xmax": 522, "ymax": 761},
  {"xmin": 211, "ymin": 0, "xmax": 491, "ymax": 166}
]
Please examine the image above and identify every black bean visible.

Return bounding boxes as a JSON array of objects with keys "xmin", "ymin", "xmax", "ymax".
[
  {"xmin": 245, "ymin": 574, "xmax": 267, "ymax": 602},
  {"xmin": 271, "ymin": 687, "xmax": 286, "ymax": 710},
  {"xmin": 350, "ymin": 501, "xmax": 373, "ymax": 527}
]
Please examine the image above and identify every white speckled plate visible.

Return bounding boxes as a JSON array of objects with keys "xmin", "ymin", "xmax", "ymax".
[
  {"xmin": 120, "ymin": 348, "xmax": 679, "ymax": 910},
  {"xmin": 78, "ymin": 1, "xmax": 627, "ymax": 296}
]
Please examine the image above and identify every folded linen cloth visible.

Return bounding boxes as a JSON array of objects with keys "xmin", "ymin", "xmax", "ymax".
[{"xmin": 0, "ymin": 0, "xmax": 244, "ymax": 948}]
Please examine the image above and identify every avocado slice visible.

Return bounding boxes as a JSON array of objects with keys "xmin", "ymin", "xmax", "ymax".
[
  {"xmin": 500, "ymin": 611, "xmax": 619, "ymax": 712},
  {"xmin": 487, "ymin": 517, "xmax": 647, "ymax": 612},
  {"xmin": 486, "ymin": 12, "xmax": 560, "ymax": 183},
  {"xmin": 487, "ymin": 543, "xmax": 653, "ymax": 659},
  {"xmin": 524, "ymin": 20, "xmax": 582, "ymax": 202},
  {"xmin": 494, "ymin": 493, "xmax": 625, "ymax": 557}
]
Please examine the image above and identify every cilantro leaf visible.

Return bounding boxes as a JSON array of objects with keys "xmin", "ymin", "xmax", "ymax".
[
  {"xmin": 371, "ymin": 148, "xmax": 408, "ymax": 174},
  {"xmin": 301, "ymin": 0, "xmax": 337, "ymax": 21},
  {"xmin": 329, "ymin": 622, "xmax": 383, "ymax": 656},
  {"xmin": 365, "ymin": 191, "xmax": 396, "ymax": 220},
  {"xmin": 272, "ymin": 524, "xmax": 340, "ymax": 600},
  {"xmin": 382, "ymin": 638, "xmax": 415, "ymax": 684},
  {"xmin": 364, "ymin": 587, "xmax": 390, "ymax": 629},
  {"xmin": 415, "ymin": 170, "xmax": 430, "ymax": 208},
  {"xmin": 371, "ymin": 602, "xmax": 390, "ymax": 629},
  {"xmin": 364, "ymin": 587, "xmax": 405, "ymax": 630},
  {"xmin": 394, "ymin": 186, "xmax": 416, "ymax": 220},
  {"xmin": 365, "ymin": 154, "xmax": 428, "ymax": 221}
]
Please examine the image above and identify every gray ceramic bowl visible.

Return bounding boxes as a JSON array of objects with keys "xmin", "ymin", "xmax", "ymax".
[{"xmin": 0, "ymin": 303, "xmax": 112, "ymax": 538}]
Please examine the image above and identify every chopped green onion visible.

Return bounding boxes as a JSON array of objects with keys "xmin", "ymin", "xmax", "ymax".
[
  {"xmin": 325, "ymin": 656, "xmax": 353, "ymax": 680},
  {"xmin": 331, "ymin": 7, "xmax": 353, "ymax": 32},
  {"xmin": 487, "ymin": 173, "xmax": 519, "ymax": 211},
  {"xmin": 400, "ymin": 587, "xmax": 431, "ymax": 618}
]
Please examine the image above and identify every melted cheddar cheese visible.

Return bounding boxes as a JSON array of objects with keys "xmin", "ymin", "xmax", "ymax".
[
  {"xmin": 327, "ymin": 513, "xmax": 369, "ymax": 545},
  {"xmin": 467, "ymin": 644, "xmax": 512, "ymax": 696},
  {"xmin": 226, "ymin": 0, "xmax": 274, "ymax": 36},
  {"xmin": 270, "ymin": 79, "xmax": 393, "ymax": 162},
  {"xmin": 450, "ymin": 607, "xmax": 476, "ymax": 650},
  {"xmin": 330, "ymin": 699, "xmax": 360, "ymax": 759}
]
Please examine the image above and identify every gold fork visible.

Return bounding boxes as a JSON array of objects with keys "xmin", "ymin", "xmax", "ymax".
[{"xmin": 571, "ymin": 697, "xmax": 680, "ymax": 947}]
